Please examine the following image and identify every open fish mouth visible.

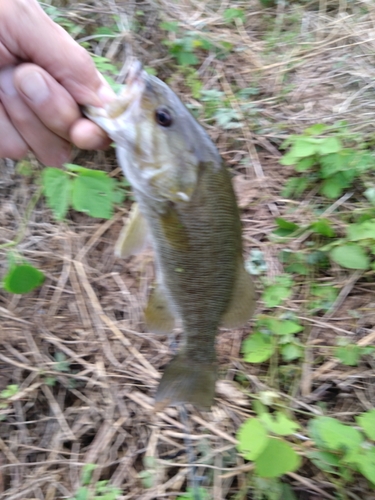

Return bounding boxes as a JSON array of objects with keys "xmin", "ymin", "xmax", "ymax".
[{"xmin": 82, "ymin": 60, "xmax": 146, "ymax": 122}]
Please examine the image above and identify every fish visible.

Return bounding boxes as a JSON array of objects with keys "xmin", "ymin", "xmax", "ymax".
[{"xmin": 84, "ymin": 61, "xmax": 256, "ymax": 411}]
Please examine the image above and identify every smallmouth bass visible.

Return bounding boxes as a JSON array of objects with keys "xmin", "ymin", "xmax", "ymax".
[{"xmin": 84, "ymin": 62, "xmax": 255, "ymax": 411}]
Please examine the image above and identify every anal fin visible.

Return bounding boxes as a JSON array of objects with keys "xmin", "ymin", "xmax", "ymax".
[{"xmin": 221, "ymin": 260, "xmax": 256, "ymax": 328}]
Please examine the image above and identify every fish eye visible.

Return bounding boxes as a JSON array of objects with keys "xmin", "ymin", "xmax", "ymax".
[{"xmin": 155, "ymin": 107, "xmax": 173, "ymax": 127}]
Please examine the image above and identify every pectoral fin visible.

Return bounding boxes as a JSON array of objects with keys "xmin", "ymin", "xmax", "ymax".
[
  {"xmin": 221, "ymin": 261, "xmax": 256, "ymax": 328},
  {"xmin": 144, "ymin": 286, "xmax": 176, "ymax": 334},
  {"xmin": 114, "ymin": 203, "xmax": 149, "ymax": 258}
]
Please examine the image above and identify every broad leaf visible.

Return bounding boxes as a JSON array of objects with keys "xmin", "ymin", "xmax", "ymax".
[
  {"xmin": 42, "ymin": 167, "xmax": 71, "ymax": 220},
  {"xmin": 330, "ymin": 244, "xmax": 370, "ymax": 270},
  {"xmin": 281, "ymin": 343, "xmax": 303, "ymax": 361},
  {"xmin": 3, "ymin": 264, "xmax": 45, "ymax": 294},
  {"xmin": 356, "ymin": 410, "xmax": 375, "ymax": 441},
  {"xmin": 334, "ymin": 345, "xmax": 361, "ymax": 366},
  {"xmin": 347, "ymin": 220, "xmax": 375, "ymax": 241},
  {"xmin": 308, "ymin": 417, "xmax": 363, "ymax": 453},
  {"xmin": 236, "ymin": 418, "xmax": 268, "ymax": 460},
  {"xmin": 255, "ymin": 438, "xmax": 301, "ymax": 477},
  {"xmin": 72, "ymin": 172, "xmax": 115, "ymax": 219},
  {"xmin": 262, "ymin": 284, "xmax": 292, "ymax": 307},
  {"xmin": 355, "ymin": 447, "xmax": 375, "ymax": 485},
  {"xmin": 316, "ymin": 137, "xmax": 342, "ymax": 155},
  {"xmin": 311, "ymin": 219, "xmax": 335, "ymax": 237},
  {"xmin": 267, "ymin": 319, "xmax": 303, "ymax": 336},
  {"xmin": 260, "ymin": 411, "xmax": 300, "ymax": 436},
  {"xmin": 242, "ymin": 333, "xmax": 274, "ymax": 363}
]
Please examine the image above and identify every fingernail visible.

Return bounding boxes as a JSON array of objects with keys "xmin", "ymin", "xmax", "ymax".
[
  {"xmin": 0, "ymin": 69, "xmax": 17, "ymax": 96},
  {"xmin": 19, "ymin": 71, "xmax": 49, "ymax": 104}
]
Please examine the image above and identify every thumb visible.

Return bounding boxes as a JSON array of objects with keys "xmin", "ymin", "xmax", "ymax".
[{"xmin": 0, "ymin": 0, "xmax": 114, "ymax": 106}]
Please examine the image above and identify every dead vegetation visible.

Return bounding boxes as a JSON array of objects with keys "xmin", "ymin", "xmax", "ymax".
[{"xmin": 1, "ymin": 1, "xmax": 375, "ymax": 499}]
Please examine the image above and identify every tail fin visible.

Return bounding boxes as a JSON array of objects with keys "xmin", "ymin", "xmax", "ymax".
[{"xmin": 154, "ymin": 354, "xmax": 217, "ymax": 412}]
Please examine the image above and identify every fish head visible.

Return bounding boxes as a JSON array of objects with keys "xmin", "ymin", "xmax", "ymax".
[{"xmin": 84, "ymin": 61, "xmax": 220, "ymax": 203}]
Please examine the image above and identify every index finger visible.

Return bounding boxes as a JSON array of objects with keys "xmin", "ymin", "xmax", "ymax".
[{"xmin": 0, "ymin": 0, "xmax": 109, "ymax": 106}]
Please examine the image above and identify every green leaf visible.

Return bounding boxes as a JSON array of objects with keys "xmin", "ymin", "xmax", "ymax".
[
  {"xmin": 242, "ymin": 333, "xmax": 274, "ymax": 363},
  {"xmin": 354, "ymin": 447, "xmax": 375, "ymax": 485},
  {"xmin": 308, "ymin": 417, "xmax": 363, "ymax": 453},
  {"xmin": 316, "ymin": 137, "xmax": 342, "ymax": 155},
  {"xmin": 307, "ymin": 450, "xmax": 341, "ymax": 474},
  {"xmin": 81, "ymin": 463, "xmax": 97, "ymax": 486},
  {"xmin": 356, "ymin": 410, "xmax": 375, "ymax": 441},
  {"xmin": 255, "ymin": 438, "xmax": 301, "ymax": 477},
  {"xmin": 259, "ymin": 412, "xmax": 299, "ymax": 436},
  {"xmin": 72, "ymin": 487, "xmax": 89, "ymax": 500},
  {"xmin": 71, "ymin": 172, "xmax": 115, "ymax": 219},
  {"xmin": 279, "ymin": 152, "xmax": 299, "ymax": 166},
  {"xmin": 42, "ymin": 167, "xmax": 71, "ymax": 220},
  {"xmin": 330, "ymin": 243, "xmax": 370, "ymax": 270},
  {"xmin": 281, "ymin": 177, "xmax": 310, "ymax": 198},
  {"xmin": 295, "ymin": 156, "xmax": 316, "ymax": 172},
  {"xmin": 320, "ymin": 176, "xmax": 345, "ymax": 199},
  {"xmin": 236, "ymin": 418, "xmax": 269, "ymax": 460},
  {"xmin": 334, "ymin": 344, "xmax": 361, "ymax": 366},
  {"xmin": 319, "ymin": 150, "xmax": 354, "ymax": 177},
  {"xmin": 159, "ymin": 21, "xmax": 179, "ymax": 32},
  {"xmin": 223, "ymin": 8, "xmax": 245, "ymax": 23},
  {"xmin": 347, "ymin": 220, "xmax": 375, "ymax": 241},
  {"xmin": 262, "ymin": 284, "xmax": 292, "ymax": 308},
  {"xmin": 289, "ymin": 137, "xmax": 321, "ymax": 158},
  {"xmin": 3, "ymin": 264, "xmax": 45, "ymax": 294},
  {"xmin": 268, "ymin": 319, "xmax": 303, "ymax": 336},
  {"xmin": 304, "ymin": 124, "xmax": 328, "ymax": 135},
  {"xmin": 311, "ymin": 219, "xmax": 335, "ymax": 237},
  {"xmin": 281, "ymin": 343, "xmax": 303, "ymax": 361},
  {"xmin": 0, "ymin": 384, "xmax": 19, "ymax": 399},
  {"xmin": 66, "ymin": 164, "xmax": 105, "ymax": 176},
  {"xmin": 275, "ymin": 218, "xmax": 299, "ymax": 232}
]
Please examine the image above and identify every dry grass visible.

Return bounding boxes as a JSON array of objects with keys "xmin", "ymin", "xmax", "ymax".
[{"xmin": 1, "ymin": 1, "xmax": 375, "ymax": 498}]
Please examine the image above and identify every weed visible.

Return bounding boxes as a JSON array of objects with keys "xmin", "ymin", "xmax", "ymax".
[
  {"xmin": 42, "ymin": 163, "xmax": 127, "ymax": 221},
  {"xmin": 280, "ymin": 124, "xmax": 375, "ymax": 200},
  {"xmin": 70, "ymin": 464, "xmax": 121, "ymax": 500},
  {"xmin": 0, "ymin": 385, "xmax": 19, "ymax": 421}
]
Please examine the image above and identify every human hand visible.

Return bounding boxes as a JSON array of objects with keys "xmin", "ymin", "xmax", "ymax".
[{"xmin": 0, "ymin": 0, "xmax": 115, "ymax": 166}]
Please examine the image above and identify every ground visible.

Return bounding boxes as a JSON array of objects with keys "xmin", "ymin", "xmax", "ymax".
[{"xmin": 1, "ymin": 1, "xmax": 375, "ymax": 499}]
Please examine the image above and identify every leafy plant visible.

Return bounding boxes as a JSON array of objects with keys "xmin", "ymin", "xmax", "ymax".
[
  {"xmin": 42, "ymin": 164, "xmax": 127, "ymax": 221},
  {"xmin": 2, "ymin": 252, "xmax": 44, "ymax": 294},
  {"xmin": 334, "ymin": 338, "xmax": 374, "ymax": 366},
  {"xmin": 242, "ymin": 313, "xmax": 304, "ymax": 364},
  {"xmin": 176, "ymin": 488, "xmax": 210, "ymax": 500},
  {"xmin": 308, "ymin": 412, "xmax": 375, "ymax": 486},
  {"xmin": 70, "ymin": 464, "xmax": 121, "ymax": 500},
  {"xmin": 161, "ymin": 22, "xmax": 231, "ymax": 67},
  {"xmin": 237, "ymin": 408, "xmax": 301, "ymax": 478},
  {"xmin": 0, "ymin": 385, "xmax": 19, "ymax": 421},
  {"xmin": 262, "ymin": 274, "xmax": 294, "ymax": 308},
  {"xmin": 280, "ymin": 124, "xmax": 375, "ymax": 199},
  {"xmin": 161, "ymin": 24, "xmax": 211, "ymax": 66},
  {"xmin": 223, "ymin": 8, "xmax": 245, "ymax": 24}
]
